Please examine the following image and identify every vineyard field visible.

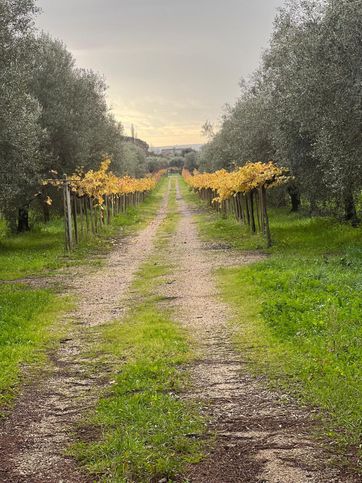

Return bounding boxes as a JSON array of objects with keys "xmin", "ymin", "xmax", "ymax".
[
  {"xmin": 0, "ymin": 176, "xmax": 361, "ymax": 481},
  {"xmin": 1, "ymin": 0, "xmax": 361, "ymax": 480}
]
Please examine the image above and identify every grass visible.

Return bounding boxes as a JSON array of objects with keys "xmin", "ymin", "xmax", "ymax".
[
  {"xmin": 0, "ymin": 218, "xmax": 65, "ymax": 280},
  {"xmin": 72, "ymin": 177, "xmax": 204, "ymax": 482},
  {"xmin": 110, "ymin": 177, "xmax": 168, "ymax": 235},
  {"xmin": 0, "ymin": 284, "xmax": 69, "ymax": 411},
  {"xmin": 0, "ymin": 177, "xmax": 168, "ymax": 413},
  {"xmin": 180, "ymin": 177, "xmax": 362, "ymax": 471},
  {"xmin": 73, "ymin": 305, "xmax": 203, "ymax": 482}
]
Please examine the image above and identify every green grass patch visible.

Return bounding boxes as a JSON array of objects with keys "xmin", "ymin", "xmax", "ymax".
[
  {"xmin": 73, "ymin": 305, "xmax": 203, "ymax": 482},
  {"xmin": 183, "ymin": 177, "xmax": 362, "ymax": 470},
  {"xmin": 157, "ymin": 176, "xmax": 180, "ymax": 246},
  {"xmin": 132, "ymin": 259, "xmax": 170, "ymax": 300},
  {"xmin": 0, "ymin": 219, "xmax": 65, "ymax": 280},
  {"xmin": 219, "ymin": 261, "xmax": 362, "ymax": 454},
  {"xmin": 0, "ymin": 284, "xmax": 68, "ymax": 411},
  {"xmin": 267, "ymin": 208, "xmax": 362, "ymax": 256}
]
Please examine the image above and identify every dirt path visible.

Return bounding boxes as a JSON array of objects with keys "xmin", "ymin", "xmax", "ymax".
[
  {"xmin": 162, "ymin": 179, "xmax": 350, "ymax": 482},
  {"xmin": 0, "ymin": 177, "xmax": 356, "ymax": 482},
  {"xmin": 0, "ymin": 183, "xmax": 170, "ymax": 482}
]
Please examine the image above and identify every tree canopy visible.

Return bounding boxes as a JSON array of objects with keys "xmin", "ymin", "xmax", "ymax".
[
  {"xmin": 0, "ymin": 0, "xmax": 153, "ymax": 230},
  {"xmin": 201, "ymin": 0, "xmax": 362, "ymax": 220}
]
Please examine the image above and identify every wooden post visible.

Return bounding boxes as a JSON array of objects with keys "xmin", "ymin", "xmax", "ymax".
[
  {"xmin": 238, "ymin": 193, "xmax": 244, "ymax": 223},
  {"xmin": 245, "ymin": 194, "xmax": 250, "ymax": 227},
  {"xmin": 235, "ymin": 195, "xmax": 241, "ymax": 221},
  {"xmin": 89, "ymin": 198, "xmax": 95, "ymax": 234},
  {"xmin": 99, "ymin": 204, "xmax": 103, "ymax": 227},
  {"xmin": 111, "ymin": 195, "xmax": 115, "ymax": 218},
  {"xmin": 106, "ymin": 195, "xmax": 111, "ymax": 224},
  {"xmin": 84, "ymin": 197, "xmax": 90, "ymax": 237},
  {"xmin": 79, "ymin": 197, "xmax": 84, "ymax": 240},
  {"xmin": 261, "ymin": 186, "xmax": 272, "ymax": 247},
  {"xmin": 249, "ymin": 191, "xmax": 256, "ymax": 233},
  {"xmin": 63, "ymin": 181, "xmax": 69, "ymax": 250},
  {"xmin": 63, "ymin": 177, "xmax": 73, "ymax": 250},
  {"xmin": 72, "ymin": 195, "xmax": 79, "ymax": 244},
  {"xmin": 259, "ymin": 188, "xmax": 265, "ymax": 235},
  {"xmin": 255, "ymin": 190, "xmax": 261, "ymax": 232}
]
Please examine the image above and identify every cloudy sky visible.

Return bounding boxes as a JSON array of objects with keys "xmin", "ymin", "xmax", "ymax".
[{"xmin": 35, "ymin": 0, "xmax": 284, "ymax": 147}]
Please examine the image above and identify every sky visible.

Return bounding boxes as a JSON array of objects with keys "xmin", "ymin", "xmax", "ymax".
[{"xmin": 35, "ymin": 0, "xmax": 284, "ymax": 147}]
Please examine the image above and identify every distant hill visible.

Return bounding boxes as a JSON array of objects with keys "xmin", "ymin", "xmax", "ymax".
[
  {"xmin": 149, "ymin": 144, "xmax": 203, "ymax": 155},
  {"xmin": 123, "ymin": 136, "xmax": 149, "ymax": 153}
]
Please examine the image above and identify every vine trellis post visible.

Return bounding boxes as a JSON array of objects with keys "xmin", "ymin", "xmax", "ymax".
[
  {"xmin": 63, "ymin": 176, "xmax": 73, "ymax": 251},
  {"xmin": 183, "ymin": 163, "xmax": 289, "ymax": 248},
  {"xmin": 191, "ymin": 185, "xmax": 273, "ymax": 247},
  {"xmin": 45, "ymin": 162, "xmax": 166, "ymax": 252},
  {"xmin": 62, "ymin": 181, "xmax": 148, "ymax": 251}
]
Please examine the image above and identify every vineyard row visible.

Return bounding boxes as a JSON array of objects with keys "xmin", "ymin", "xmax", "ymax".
[
  {"xmin": 183, "ymin": 162, "xmax": 289, "ymax": 247},
  {"xmin": 45, "ymin": 160, "xmax": 166, "ymax": 250}
]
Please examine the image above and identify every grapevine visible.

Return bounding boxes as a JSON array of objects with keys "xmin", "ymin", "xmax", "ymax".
[
  {"xmin": 182, "ymin": 162, "xmax": 288, "ymax": 202},
  {"xmin": 183, "ymin": 162, "xmax": 289, "ymax": 247},
  {"xmin": 44, "ymin": 159, "xmax": 166, "ymax": 249},
  {"xmin": 47, "ymin": 159, "xmax": 165, "ymax": 205}
]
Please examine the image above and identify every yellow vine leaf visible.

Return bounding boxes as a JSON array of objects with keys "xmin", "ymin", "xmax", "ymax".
[{"xmin": 183, "ymin": 162, "xmax": 289, "ymax": 203}]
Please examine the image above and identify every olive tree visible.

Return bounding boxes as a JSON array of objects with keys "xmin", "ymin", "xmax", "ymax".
[
  {"xmin": 313, "ymin": 0, "xmax": 362, "ymax": 220},
  {"xmin": 203, "ymin": 0, "xmax": 362, "ymax": 219},
  {"xmin": 121, "ymin": 143, "xmax": 147, "ymax": 177},
  {"xmin": 0, "ymin": 0, "xmax": 43, "ymax": 231},
  {"xmin": 30, "ymin": 35, "xmax": 111, "ymax": 175}
]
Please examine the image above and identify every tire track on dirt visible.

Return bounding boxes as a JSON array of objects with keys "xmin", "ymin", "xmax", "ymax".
[
  {"xmin": 163, "ymin": 179, "xmax": 349, "ymax": 483},
  {"xmin": 0, "ymin": 183, "xmax": 170, "ymax": 483}
]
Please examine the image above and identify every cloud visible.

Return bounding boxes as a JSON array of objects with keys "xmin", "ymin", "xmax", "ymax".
[
  {"xmin": 36, "ymin": 0, "xmax": 284, "ymax": 145},
  {"xmin": 110, "ymin": 96, "xmax": 208, "ymax": 145}
]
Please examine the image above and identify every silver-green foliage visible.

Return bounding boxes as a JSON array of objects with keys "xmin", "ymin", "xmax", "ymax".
[
  {"xmin": 0, "ymin": 0, "xmax": 43, "ymax": 227},
  {"xmin": 0, "ymin": 2, "xmax": 150, "ymax": 229},
  {"xmin": 202, "ymin": 0, "xmax": 362, "ymax": 218}
]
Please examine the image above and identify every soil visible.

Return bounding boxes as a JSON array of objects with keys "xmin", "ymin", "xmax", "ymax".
[{"xmin": 0, "ymin": 178, "xmax": 358, "ymax": 482}]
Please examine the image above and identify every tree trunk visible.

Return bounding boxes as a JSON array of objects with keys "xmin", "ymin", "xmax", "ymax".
[
  {"xmin": 43, "ymin": 201, "xmax": 50, "ymax": 223},
  {"xmin": 17, "ymin": 207, "xmax": 30, "ymax": 232},
  {"xmin": 249, "ymin": 191, "xmax": 256, "ymax": 233},
  {"xmin": 261, "ymin": 186, "xmax": 272, "ymax": 247},
  {"xmin": 343, "ymin": 190, "xmax": 358, "ymax": 225},
  {"xmin": 309, "ymin": 197, "xmax": 318, "ymax": 216},
  {"xmin": 287, "ymin": 183, "xmax": 301, "ymax": 212}
]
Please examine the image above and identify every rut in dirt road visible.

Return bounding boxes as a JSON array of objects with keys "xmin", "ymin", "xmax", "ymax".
[
  {"xmin": 0, "ymin": 183, "xmax": 170, "ymax": 483},
  {"xmin": 163, "ymin": 179, "xmax": 350, "ymax": 483}
]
